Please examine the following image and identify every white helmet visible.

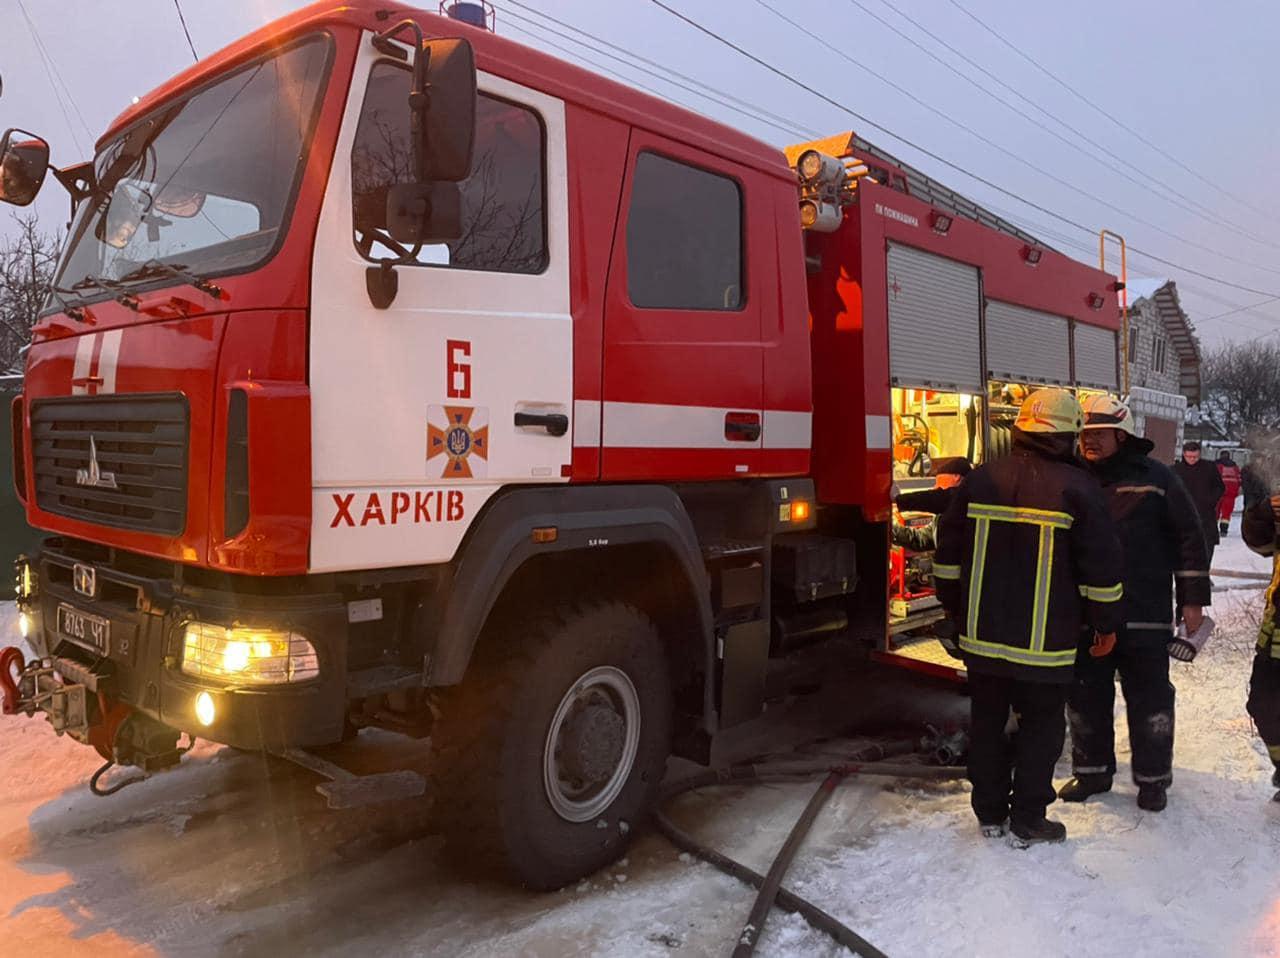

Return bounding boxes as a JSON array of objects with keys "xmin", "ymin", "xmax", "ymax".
[{"xmin": 1081, "ymin": 394, "xmax": 1138, "ymax": 438}]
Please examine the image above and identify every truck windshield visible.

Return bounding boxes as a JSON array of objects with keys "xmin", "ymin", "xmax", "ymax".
[{"xmin": 49, "ymin": 35, "xmax": 330, "ymax": 309}]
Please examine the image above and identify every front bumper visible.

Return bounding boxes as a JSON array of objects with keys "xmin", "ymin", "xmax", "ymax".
[{"xmin": 16, "ymin": 541, "xmax": 350, "ymax": 751}]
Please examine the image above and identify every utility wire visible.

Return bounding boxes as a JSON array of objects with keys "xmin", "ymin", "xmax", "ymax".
[
  {"xmin": 496, "ymin": 6, "xmax": 818, "ymax": 140},
  {"xmin": 15, "ymin": 0, "xmax": 89, "ymax": 154},
  {"xmin": 174, "ymin": 0, "xmax": 200, "ymax": 63},
  {"xmin": 946, "ymin": 0, "xmax": 1270, "ymax": 219},
  {"xmin": 497, "ymin": 0, "xmax": 817, "ymax": 140},
  {"xmin": 868, "ymin": 0, "xmax": 1280, "ymax": 252},
  {"xmin": 647, "ymin": 0, "xmax": 1280, "ymax": 301},
  {"xmin": 760, "ymin": 0, "xmax": 1280, "ymax": 275},
  {"xmin": 752, "ymin": 0, "xmax": 1280, "ymax": 279}
]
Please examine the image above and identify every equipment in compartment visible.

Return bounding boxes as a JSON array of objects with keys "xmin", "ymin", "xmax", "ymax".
[{"xmin": 891, "ymin": 387, "xmax": 981, "ymax": 479}]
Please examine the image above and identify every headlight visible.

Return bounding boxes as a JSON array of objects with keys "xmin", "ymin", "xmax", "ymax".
[
  {"xmin": 181, "ymin": 623, "xmax": 319, "ymax": 685},
  {"xmin": 14, "ymin": 561, "xmax": 34, "ymax": 600}
]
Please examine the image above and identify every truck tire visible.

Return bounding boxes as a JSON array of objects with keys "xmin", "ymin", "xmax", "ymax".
[{"xmin": 429, "ymin": 601, "xmax": 673, "ymax": 890}]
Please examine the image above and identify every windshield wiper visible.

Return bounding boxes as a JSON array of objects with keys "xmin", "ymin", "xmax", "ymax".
[
  {"xmin": 71, "ymin": 274, "xmax": 140, "ymax": 312},
  {"xmin": 46, "ymin": 286, "xmax": 90, "ymax": 323},
  {"xmin": 118, "ymin": 259, "xmax": 225, "ymax": 299}
]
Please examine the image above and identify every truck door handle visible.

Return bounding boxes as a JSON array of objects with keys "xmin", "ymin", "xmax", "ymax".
[
  {"xmin": 514, "ymin": 412, "xmax": 569, "ymax": 437},
  {"xmin": 725, "ymin": 412, "xmax": 761, "ymax": 442}
]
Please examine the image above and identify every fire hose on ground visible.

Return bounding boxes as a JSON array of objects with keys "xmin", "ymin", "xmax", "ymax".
[{"xmin": 653, "ymin": 737, "xmax": 968, "ymax": 957}]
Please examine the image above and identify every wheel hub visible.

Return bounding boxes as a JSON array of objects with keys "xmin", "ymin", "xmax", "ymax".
[
  {"xmin": 559, "ymin": 702, "xmax": 626, "ymax": 786},
  {"xmin": 543, "ymin": 666, "xmax": 642, "ymax": 823}
]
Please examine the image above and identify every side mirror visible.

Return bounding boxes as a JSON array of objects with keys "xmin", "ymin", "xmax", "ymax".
[
  {"xmin": 0, "ymin": 129, "xmax": 50, "ymax": 206},
  {"xmin": 417, "ymin": 38, "xmax": 476, "ymax": 182}
]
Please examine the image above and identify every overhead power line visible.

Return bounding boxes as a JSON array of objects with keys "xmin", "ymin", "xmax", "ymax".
[
  {"xmin": 174, "ymin": 0, "xmax": 200, "ymax": 63},
  {"xmin": 15, "ymin": 0, "xmax": 91, "ymax": 154},
  {"xmin": 866, "ymin": 0, "xmax": 1280, "ymax": 254},
  {"xmin": 752, "ymin": 0, "xmax": 1280, "ymax": 279},
  {"xmin": 646, "ymin": 0, "xmax": 1280, "ymax": 301},
  {"xmin": 945, "ymin": 0, "xmax": 1271, "ymax": 219},
  {"xmin": 496, "ymin": 4, "xmax": 818, "ymax": 140},
  {"xmin": 497, "ymin": 0, "xmax": 818, "ymax": 140}
]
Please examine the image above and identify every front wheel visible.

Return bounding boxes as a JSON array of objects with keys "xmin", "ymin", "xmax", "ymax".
[{"xmin": 429, "ymin": 601, "xmax": 673, "ymax": 890}]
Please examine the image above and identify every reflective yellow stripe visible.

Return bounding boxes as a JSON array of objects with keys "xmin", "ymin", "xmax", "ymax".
[
  {"xmin": 967, "ymin": 503, "xmax": 1074, "ymax": 529},
  {"xmin": 1030, "ymin": 525, "xmax": 1054, "ymax": 652},
  {"xmin": 967, "ymin": 517, "xmax": 990, "ymax": 642},
  {"xmin": 1077, "ymin": 583, "xmax": 1124, "ymax": 603},
  {"xmin": 933, "ymin": 563, "xmax": 961, "ymax": 580},
  {"xmin": 959, "ymin": 635, "xmax": 1076, "ymax": 668}
]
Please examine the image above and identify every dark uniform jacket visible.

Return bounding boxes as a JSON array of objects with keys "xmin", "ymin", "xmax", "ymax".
[
  {"xmin": 935, "ymin": 432, "xmax": 1124, "ymax": 683},
  {"xmin": 1243, "ymin": 498, "xmax": 1280, "ymax": 656},
  {"xmin": 1172, "ymin": 458, "xmax": 1226, "ymax": 546},
  {"xmin": 1089, "ymin": 439, "xmax": 1210, "ymax": 634}
]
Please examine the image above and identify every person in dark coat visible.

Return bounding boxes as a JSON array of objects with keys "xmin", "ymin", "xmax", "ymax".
[
  {"xmin": 1242, "ymin": 488, "xmax": 1280, "ymax": 801},
  {"xmin": 891, "ymin": 458, "xmax": 972, "ymax": 552},
  {"xmin": 935, "ymin": 388, "xmax": 1124, "ymax": 845},
  {"xmin": 1058, "ymin": 396, "xmax": 1211, "ymax": 812},
  {"xmin": 1172, "ymin": 441, "xmax": 1225, "ymax": 562}
]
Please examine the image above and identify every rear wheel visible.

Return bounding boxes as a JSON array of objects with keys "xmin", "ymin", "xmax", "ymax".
[{"xmin": 429, "ymin": 601, "xmax": 672, "ymax": 889}]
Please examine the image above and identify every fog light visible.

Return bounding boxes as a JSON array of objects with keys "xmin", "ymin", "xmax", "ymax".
[
  {"xmin": 181, "ymin": 622, "xmax": 319, "ymax": 685},
  {"xmin": 194, "ymin": 691, "xmax": 216, "ymax": 727},
  {"xmin": 18, "ymin": 612, "xmax": 31, "ymax": 639}
]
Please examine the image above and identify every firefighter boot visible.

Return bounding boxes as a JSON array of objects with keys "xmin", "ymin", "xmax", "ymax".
[
  {"xmin": 1057, "ymin": 774, "xmax": 1112, "ymax": 803},
  {"xmin": 979, "ymin": 819, "xmax": 1008, "ymax": 839},
  {"xmin": 1137, "ymin": 783, "xmax": 1168, "ymax": 812},
  {"xmin": 1220, "ymin": 520, "xmax": 1230, "ymax": 536},
  {"xmin": 1009, "ymin": 817, "xmax": 1067, "ymax": 848}
]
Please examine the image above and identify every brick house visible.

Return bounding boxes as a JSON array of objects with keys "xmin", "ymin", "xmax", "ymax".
[{"xmin": 1122, "ymin": 279, "xmax": 1202, "ymax": 463}]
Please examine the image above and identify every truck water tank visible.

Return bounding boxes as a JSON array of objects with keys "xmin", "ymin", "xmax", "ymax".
[{"xmin": 444, "ymin": 2, "xmax": 489, "ymax": 28}]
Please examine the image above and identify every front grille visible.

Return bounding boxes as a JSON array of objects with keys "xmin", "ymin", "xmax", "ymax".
[{"xmin": 30, "ymin": 394, "xmax": 189, "ymax": 535}]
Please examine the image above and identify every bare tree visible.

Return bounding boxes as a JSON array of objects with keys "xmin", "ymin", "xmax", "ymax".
[
  {"xmin": 0, "ymin": 213, "xmax": 61, "ymax": 374},
  {"xmin": 1200, "ymin": 339, "xmax": 1280, "ymax": 438}
]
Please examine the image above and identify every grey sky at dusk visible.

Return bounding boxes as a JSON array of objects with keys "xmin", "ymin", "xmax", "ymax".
[{"xmin": 1, "ymin": 0, "xmax": 1276, "ymax": 346}]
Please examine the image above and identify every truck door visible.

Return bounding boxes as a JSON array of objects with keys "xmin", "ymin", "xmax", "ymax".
[
  {"xmin": 600, "ymin": 135, "xmax": 763, "ymax": 480},
  {"xmin": 308, "ymin": 40, "xmax": 571, "ymax": 572}
]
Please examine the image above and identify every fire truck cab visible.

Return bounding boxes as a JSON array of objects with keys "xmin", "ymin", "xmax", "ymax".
[{"xmin": 0, "ymin": 0, "xmax": 1119, "ymax": 889}]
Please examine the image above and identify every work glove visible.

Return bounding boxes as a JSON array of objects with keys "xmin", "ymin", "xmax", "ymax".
[
  {"xmin": 935, "ymin": 616, "xmax": 962, "ymax": 660},
  {"xmin": 1089, "ymin": 632, "xmax": 1117, "ymax": 658}
]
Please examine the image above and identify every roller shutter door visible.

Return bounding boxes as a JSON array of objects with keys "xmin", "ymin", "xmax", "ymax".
[
  {"xmin": 1074, "ymin": 323, "xmax": 1119, "ymax": 390},
  {"xmin": 886, "ymin": 243, "xmax": 982, "ymax": 392},
  {"xmin": 985, "ymin": 301, "xmax": 1071, "ymax": 385}
]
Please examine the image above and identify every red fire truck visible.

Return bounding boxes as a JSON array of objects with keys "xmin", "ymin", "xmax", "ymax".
[{"xmin": 0, "ymin": 0, "xmax": 1120, "ymax": 888}]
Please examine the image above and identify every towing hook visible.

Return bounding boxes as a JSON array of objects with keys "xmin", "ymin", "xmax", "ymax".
[{"xmin": 0, "ymin": 647, "xmax": 26, "ymax": 715}]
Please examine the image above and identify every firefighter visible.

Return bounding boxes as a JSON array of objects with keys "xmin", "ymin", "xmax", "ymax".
[
  {"xmin": 1058, "ymin": 396, "xmax": 1210, "ymax": 812},
  {"xmin": 891, "ymin": 458, "xmax": 972, "ymax": 552},
  {"xmin": 1242, "ymin": 488, "xmax": 1280, "ymax": 801},
  {"xmin": 935, "ymin": 388, "xmax": 1123, "ymax": 845}
]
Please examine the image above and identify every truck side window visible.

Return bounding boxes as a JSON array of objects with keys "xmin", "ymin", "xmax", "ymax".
[
  {"xmin": 626, "ymin": 152, "xmax": 743, "ymax": 311},
  {"xmin": 351, "ymin": 62, "xmax": 547, "ymax": 274}
]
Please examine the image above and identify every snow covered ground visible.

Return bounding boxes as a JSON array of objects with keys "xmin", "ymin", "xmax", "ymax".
[{"xmin": 0, "ymin": 523, "xmax": 1276, "ymax": 956}]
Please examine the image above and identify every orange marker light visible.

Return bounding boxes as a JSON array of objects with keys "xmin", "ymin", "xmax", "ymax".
[
  {"xmin": 790, "ymin": 501, "xmax": 811, "ymax": 523},
  {"xmin": 531, "ymin": 527, "xmax": 558, "ymax": 544}
]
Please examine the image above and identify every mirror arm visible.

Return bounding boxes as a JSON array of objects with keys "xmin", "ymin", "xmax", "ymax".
[
  {"xmin": 371, "ymin": 19, "xmax": 432, "ymax": 182},
  {"xmin": 52, "ymin": 162, "xmax": 95, "ymax": 221}
]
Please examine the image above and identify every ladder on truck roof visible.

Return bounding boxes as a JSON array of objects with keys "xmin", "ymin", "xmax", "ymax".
[{"xmin": 848, "ymin": 133, "xmax": 1055, "ymax": 253}]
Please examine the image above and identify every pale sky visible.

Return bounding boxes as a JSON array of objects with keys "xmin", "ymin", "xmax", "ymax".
[{"xmin": 1, "ymin": 0, "xmax": 1277, "ymax": 347}]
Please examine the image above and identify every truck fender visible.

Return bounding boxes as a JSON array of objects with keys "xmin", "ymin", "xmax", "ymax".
[{"xmin": 426, "ymin": 485, "xmax": 715, "ymax": 721}]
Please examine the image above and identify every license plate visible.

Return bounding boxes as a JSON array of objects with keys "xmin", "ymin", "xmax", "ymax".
[{"xmin": 56, "ymin": 604, "xmax": 111, "ymax": 654}]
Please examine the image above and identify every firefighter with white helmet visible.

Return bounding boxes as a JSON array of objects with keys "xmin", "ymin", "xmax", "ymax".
[
  {"xmin": 1058, "ymin": 394, "xmax": 1211, "ymax": 812},
  {"xmin": 935, "ymin": 387, "xmax": 1123, "ymax": 845}
]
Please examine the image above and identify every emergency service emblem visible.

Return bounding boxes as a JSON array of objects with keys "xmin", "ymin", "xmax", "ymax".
[{"xmin": 427, "ymin": 405, "xmax": 489, "ymax": 479}]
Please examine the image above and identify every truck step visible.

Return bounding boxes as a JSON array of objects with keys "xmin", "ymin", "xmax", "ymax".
[
  {"xmin": 274, "ymin": 747, "xmax": 426, "ymax": 809},
  {"xmin": 347, "ymin": 665, "xmax": 423, "ymax": 699},
  {"xmin": 702, "ymin": 539, "xmax": 765, "ymax": 561}
]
